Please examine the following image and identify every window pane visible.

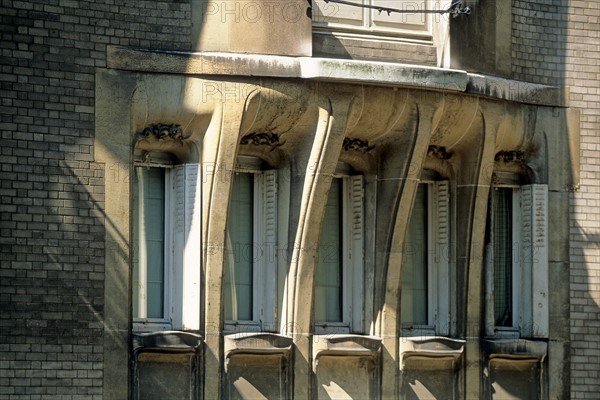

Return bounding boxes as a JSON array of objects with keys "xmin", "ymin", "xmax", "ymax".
[
  {"xmin": 133, "ymin": 167, "xmax": 165, "ymax": 319},
  {"xmin": 401, "ymin": 184, "xmax": 428, "ymax": 326},
  {"xmin": 493, "ymin": 188, "xmax": 513, "ymax": 327},
  {"xmin": 315, "ymin": 179, "xmax": 343, "ymax": 323},
  {"xmin": 224, "ymin": 173, "xmax": 254, "ymax": 321}
]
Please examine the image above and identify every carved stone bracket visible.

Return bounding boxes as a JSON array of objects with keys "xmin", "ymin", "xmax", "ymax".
[
  {"xmin": 240, "ymin": 132, "xmax": 283, "ymax": 150},
  {"xmin": 140, "ymin": 123, "xmax": 188, "ymax": 140},
  {"xmin": 495, "ymin": 150, "xmax": 524, "ymax": 163},
  {"xmin": 343, "ymin": 138, "xmax": 374, "ymax": 153},
  {"xmin": 428, "ymin": 145, "xmax": 452, "ymax": 160},
  {"xmin": 566, "ymin": 184, "xmax": 580, "ymax": 192}
]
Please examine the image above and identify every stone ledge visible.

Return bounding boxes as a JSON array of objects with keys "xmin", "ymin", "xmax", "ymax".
[
  {"xmin": 106, "ymin": 46, "xmax": 567, "ymax": 107},
  {"xmin": 107, "ymin": 46, "xmax": 466, "ymax": 92},
  {"xmin": 467, "ymin": 74, "xmax": 568, "ymax": 107}
]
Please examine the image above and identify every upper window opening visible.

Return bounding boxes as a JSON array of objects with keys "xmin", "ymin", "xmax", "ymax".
[
  {"xmin": 133, "ymin": 167, "xmax": 167, "ymax": 321},
  {"xmin": 401, "ymin": 178, "xmax": 450, "ymax": 336},
  {"xmin": 485, "ymin": 177, "xmax": 549, "ymax": 339},
  {"xmin": 313, "ymin": 0, "xmax": 435, "ymax": 41},
  {"xmin": 224, "ymin": 162, "xmax": 278, "ymax": 333},
  {"xmin": 315, "ymin": 174, "xmax": 365, "ymax": 334},
  {"xmin": 132, "ymin": 162, "xmax": 202, "ymax": 332}
]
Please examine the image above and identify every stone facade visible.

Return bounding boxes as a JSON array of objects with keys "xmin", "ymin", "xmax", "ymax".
[{"xmin": 0, "ymin": 1, "xmax": 598, "ymax": 399}]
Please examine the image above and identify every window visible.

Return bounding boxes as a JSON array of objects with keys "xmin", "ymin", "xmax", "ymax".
[
  {"xmin": 491, "ymin": 187, "xmax": 515, "ymax": 329},
  {"xmin": 485, "ymin": 183, "xmax": 549, "ymax": 338},
  {"xmin": 224, "ymin": 168, "xmax": 277, "ymax": 332},
  {"xmin": 313, "ymin": 0, "xmax": 436, "ymax": 40},
  {"xmin": 133, "ymin": 167, "xmax": 168, "ymax": 323},
  {"xmin": 401, "ymin": 180, "xmax": 450, "ymax": 336},
  {"xmin": 132, "ymin": 163, "xmax": 201, "ymax": 332},
  {"xmin": 314, "ymin": 175, "xmax": 364, "ymax": 334}
]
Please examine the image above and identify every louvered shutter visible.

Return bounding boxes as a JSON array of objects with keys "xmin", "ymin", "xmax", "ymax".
[
  {"xmin": 348, "ymin": 175, "xmax": 364, "ymax": 333},
  {"xmin": 261, "ymin": 170, "xmax": 278, "ymax": 329},
  {"xmin": 433, "ymin": 181, "xmax": 450, "ymax": 335},
  {"xmin": 520, "ymin": 184, "xmax": 548, "ymax": 338},
  {"xmin": 171, "ymin": 164, "xmax": 201, "ymax": 330}
]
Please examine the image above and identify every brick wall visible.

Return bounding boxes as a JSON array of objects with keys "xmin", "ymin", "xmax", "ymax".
[
  {"xmin": 0, "ymin": 1, "xmax": 191, "ymax": 398},
  {"xmin": 513, "ymin": 1, "xmax": 600, "ymax": 398}
]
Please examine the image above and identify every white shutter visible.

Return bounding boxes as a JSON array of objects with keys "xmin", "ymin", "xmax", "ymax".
[
  {"xmin": 171, "ymin": 166, "xmax": 185, "ymax": 328},
  {"xmin": 171, "ymin": 164, "xmax": 202, "ymax": 330},
  {"xmin": 348, "ymin": 175, "xmax": 364, "ymax": 333},
  {"xmin": 520, "ymin": 184, "xmax": 549, "ymax": 338},
  {"xmin": 432, "ymin": 180, "xmax": 450, "ymax": 335},
  {"xmin": 261, "ymin": 170, "xmax": 278, "ymax": 329}
]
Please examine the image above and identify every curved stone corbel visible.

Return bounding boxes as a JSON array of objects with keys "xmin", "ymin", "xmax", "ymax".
[
  {"xmin": 376, "ymin": 93, "xmax": 446, "ymax": 399},
  {"xmin": 428, "ymin": 91, "xmax": 480, "ymax": 150},
  {"xmin": 202, "ymin": 96, "xmax": 259, "ymax": 400},
  {"xmin": 344, "ymin": 86, "xmax": 410, "ymax": 142},
  {"xmin": 281, "ymin": 84, "xmax": 362, "ymax": 400},
  {"xmin": 239, "ymin": 81, "xmax": 313, "ymax": 147},
  {"xmin": 453, "ymin": 102, "xmax": 515, "ymax": 399}
]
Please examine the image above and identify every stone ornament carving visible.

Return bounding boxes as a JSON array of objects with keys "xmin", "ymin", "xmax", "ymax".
[
  {"xmin": 343, "ymin": 138, "xmax": 374, "ymax": 153},
  {"xmin": 428, "ymin": 145, "xmax": 452, "ymax": 160},
  {"xmin": 141, "ymin": 123, "xmax": 187, "ymax": 140},
  {"xmin": 240, "ymin": 132, "xmax": 283, "ymax": 150},
  {"xmin": 495, "ymin": 150, "xmax": 524, "ymax": 163}
]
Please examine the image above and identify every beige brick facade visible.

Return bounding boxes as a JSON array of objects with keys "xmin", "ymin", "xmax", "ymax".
[{"xmin": 513, "ymin": 1, "xmax": 600, "ymax": 397}]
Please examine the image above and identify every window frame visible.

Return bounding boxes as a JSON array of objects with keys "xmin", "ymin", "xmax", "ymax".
[
  {"xmin": 400, "ymin": 178, "xmax": 450, "ymax": 337},
  {"xmin": 485, "ymin": 177, "xmax": 549, "ymax": 339},
  {"xmin": 223, "ymin": 163, "xmax": 278, "ymax": 334},
  {"xmin": 132, "ymin": 162, "xmax": 202, "ymax": 333},
  {"xmin": 314, "ymin": 172, "xmax": 365, "ymax": 335},
  {"xmin": 312, "ymin": 0, "xmax": 438, "ymax": 42},
  {"xmin": 487, "ymin": 184, "xmax": 522, "ymax": 338},
  {"xmin": 132, "ymin": 165, "xmax": 174, "ymax": 332}
]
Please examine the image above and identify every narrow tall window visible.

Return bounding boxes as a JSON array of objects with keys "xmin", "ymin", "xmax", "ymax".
[
  {"xmin": 492, "ymin": 188, "xmax": 514, "ymax": 327},
  {"xmin": 223, "ymin": 167, "xmax": 278, "ymax": 332},
  {"xmin": 486, "ymin": 182, "xmax": 550, "ymax": 338},
  {"xmin": 315, "ymin": 178, "xmax": 344, "ymax": 323},
  {"xmin": 133, "ymin": 167, "xmax": 166, "ymax": 320},
  {"xmin": 314, "ymin": 175, "xmax": 364, "ymax": 333},
  {"xmin": 401, "ymin": 184, "xmax": 428, "ymax": 326},
  {"xmin": 400, "ymin": 180, "xmax": 450, "ymax": 335},
  {"xmin": 224, "ymin": 172, "xmax": 255, "ymax": 322},
  {"xmin": 132, "ymin": 162, "xmax": 201, "ymax": 332}
]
